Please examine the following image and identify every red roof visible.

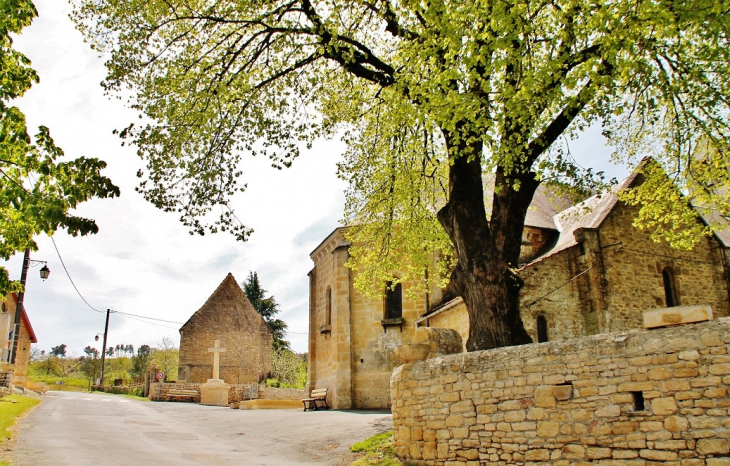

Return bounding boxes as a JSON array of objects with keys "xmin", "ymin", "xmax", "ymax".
[{"xmin": 7, "ymin": 294, "xmax": 38, "ymax": 343}]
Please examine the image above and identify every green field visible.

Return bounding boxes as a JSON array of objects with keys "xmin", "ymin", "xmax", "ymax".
[{"xmin": 28, "ymin": 375, "xmax": 90, "ymax": 392}]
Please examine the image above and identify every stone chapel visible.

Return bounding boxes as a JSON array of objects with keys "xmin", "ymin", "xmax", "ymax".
[
  {"xmin": 307, "ymin": 158, "xmax": 730, "ymax": 409},
  {"xmin": 178, "ymin": 273, "xmax": 273, "ymax": 384}
]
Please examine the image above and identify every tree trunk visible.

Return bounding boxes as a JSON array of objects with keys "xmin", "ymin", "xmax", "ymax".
[{"xmin": 436, "ymin": 136, "xmax": 538, "ymax": 351}]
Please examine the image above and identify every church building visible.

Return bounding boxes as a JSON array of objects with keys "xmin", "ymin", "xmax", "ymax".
[
  {"xmin": 307, "ymin": 158, "xmax": 730, "ymax": 409},
  {"xmin": 178, "ymin": 273, "xmax": 273, "ymax": 384}
]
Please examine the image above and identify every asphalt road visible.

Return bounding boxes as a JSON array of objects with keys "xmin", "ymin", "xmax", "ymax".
[{"xmin": 12, "ymin": 391, "xmax": 392, "ymax": 465}]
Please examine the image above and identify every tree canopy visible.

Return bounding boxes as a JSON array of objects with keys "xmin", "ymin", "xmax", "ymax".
[
  {"xmin": 0, "ymin": 0, "xmax": 119, "ymax": 295},
  {"xmin": 74, "ymin": 0, "xmax": 730, "ymax": 350},
  {"xmin": 242, "ymin": 272, "xmax": 290, "ymax": 350}
]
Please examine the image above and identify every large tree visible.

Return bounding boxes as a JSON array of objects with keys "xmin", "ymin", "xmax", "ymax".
[
  {"xmin": 74, "ymin": 0, "xmax": 730, "ymax": 351},
  {"xmin": 242, "ymin": 272, "xmax": 290, "ymax": 350},
  {"xmin": 0, "ymin": 0, "xmax": 119, "ymax": 295}
]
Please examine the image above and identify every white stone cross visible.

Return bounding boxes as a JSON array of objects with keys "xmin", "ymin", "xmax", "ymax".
[{"xmin": 208, "ymin": 339, "xmax": 227, "ymax": 380}]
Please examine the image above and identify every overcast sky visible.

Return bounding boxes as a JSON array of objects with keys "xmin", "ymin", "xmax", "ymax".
[{"xmin": 4, "ymin": 0, "xmax": 627, "ymax": 357}]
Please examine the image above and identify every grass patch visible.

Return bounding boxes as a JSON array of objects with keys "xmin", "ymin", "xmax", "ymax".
[
  {"xmin": 350, "ymin": 431, "xmax": 403, "ymax": 466},
  {"xmin": 28, "ymin": 375, "xmax": 90, "ymax": 392},
  {"xmin": 0, "ymin": 395, "xmax": 41, "ymax": 444}
]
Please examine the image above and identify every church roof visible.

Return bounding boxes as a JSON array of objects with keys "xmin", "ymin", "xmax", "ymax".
[
  {"xmin": 517, "ymin": 160, "xmax": 645, "ymax": 269},
  {"xmin": 482, "ymin": 174, "xmax": 576, "ymax": 230},
  {"xmin": 179, "ymin": 273, "xmax": 271, "ymax": 334}
]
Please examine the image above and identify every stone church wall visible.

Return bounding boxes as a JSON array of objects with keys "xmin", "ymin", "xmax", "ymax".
[
  {"xmin": 599, "ymin": 202, "xmax": 730, "ymax": 329},
  {"xmin": 519, "ymin": 247, "xmax": 586, "ymax": 342},
  {"xmin": 349, "ymin": 274, "xmax": 426, "ymax": 409},
  {"xmin": 391, "ymin": 318, "xmax": 730, "ymax": 465},
  {"xmin": 308, "ymin": 228, "xmax": 427, "ymax": 409}
]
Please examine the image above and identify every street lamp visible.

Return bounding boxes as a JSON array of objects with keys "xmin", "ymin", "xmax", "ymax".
[
  {"xmin": 39, "ymin": 264, "xmax": 50, "ymax": 280},
  {"xmin": 11, "ymin": 250, "xmax": 51, "ymax": 365}
]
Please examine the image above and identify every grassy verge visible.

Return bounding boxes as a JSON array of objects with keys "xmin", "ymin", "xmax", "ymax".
[
  {"xmin": 350, "ymin": 431, "xmax": 404, "ymax": 466},
  {"xmin": 0, "ymin": 395, "xmax": 41, "ymax": 444}
]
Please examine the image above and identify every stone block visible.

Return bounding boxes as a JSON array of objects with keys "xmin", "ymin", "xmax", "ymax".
[
  {"xmin": 394, "ymin": 343, "xmax": 431, "ymax": 364},
  {"xmin": 696, "ymin": 438, "xmax": 729, "ymax": 455},
  {"xmin": 525, "ymin": 449, "xmax": 550, "ymax": 461},
  {"xmin": 537, "ymin": 421, "xmax": 560, "ymax": 438},
  {"xmin": 652, "ymin": 397, "xmax": 678, "ymax": 415},
  {"xmin": 640, "ymin": 449, "xmax": 679, "ymax": 461},
  {"xmin": 586, "ymin": 447, "xmax": 612, "ymax": 459},
  {"xmin": 707, "ymin": 459, "xmax": 730, "ymax": 466},
  {"xmin": 643, "ymin": 305, "xmax": 713, "ymax": 329},
  {"xmin": 596, "ymin": 404, "xmax": 621, "ymax": 418},
  {"xmin": 534, "ymin": 386, "xmax": 556, "ymax": 408},
  {"xmin": 200, "ymin": 379, "xmax": 231, "ymax": 406},
  {"xmin": 665, "ymin": 415, "xmax": 688, "ymax": 432},
  {"xmin": 553, "ymin": 384, "xmax": 573, "ymax": 400},
  {"xmin": 561, "ymin": 444, "xmax": 586, "ymax": 459}
]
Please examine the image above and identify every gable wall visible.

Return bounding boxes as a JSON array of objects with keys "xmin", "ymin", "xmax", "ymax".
[
  {"xmin": 599, "ymin": 201, "xmax": 730, "ymax": 330},
  {"xmin": 178, "ymin": 277, "xmax": 273, "ymax": 384}
]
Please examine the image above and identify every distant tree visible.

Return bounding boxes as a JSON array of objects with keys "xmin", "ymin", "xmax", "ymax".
[
  {"xmin": 106, "ymin": 347, "xmax": 114, "ymax": 358},
  {"xmin": 56, "ymin": 352, "xmax": 80, "ymax": 377},
  {"xmin": 79, "ymin": 355, "xmax": 100, "ymax": 381},
  {"xmin": 29, "ymin": 347, "xmax": 42, "ymax": 362},
  {"xmin": 270, "ymin": 348, "xmax": 307, "ymax": 389},
  {"xmin": 50, "ymin": 344, "xmax": 66, "ymax": 357},
  {"xmin": 131, "ymin": 344, "xmax": 151, "ymax": 378},
  {"xmin": 83, "ymin": 346, "xmax": 99, "ymax": 359},
  {"xmin": 150, "ymin": 337, "xmax": 178, "ymax": 382},
  {"xmin": 242, "ymin": 272, "xmax": 290, "ymax": 350}
]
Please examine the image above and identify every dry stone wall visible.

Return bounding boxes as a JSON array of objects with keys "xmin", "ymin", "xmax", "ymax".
[
  {"xmin": 391, "ymin": 318, "xmax": 730, "ymax": 465},
  {"xmin": 149, "ymin": 383, "xmax": 302, "ymax": 403}
]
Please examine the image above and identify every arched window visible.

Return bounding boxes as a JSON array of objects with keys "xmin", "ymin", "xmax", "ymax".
[
  {"xmin": 662, "ymin": 267, "xmax": 680, "ymax": 307},
  {"xmin": 536, "ymin": 315, "xmax": 548, "ymax": 343},
  {"xmin": 385, "ymin": 281, "xmax": 402, "ymax": 319},
  {"xmin": 326, "ymin": 286, "xmax": 332, "ymax": 325}
]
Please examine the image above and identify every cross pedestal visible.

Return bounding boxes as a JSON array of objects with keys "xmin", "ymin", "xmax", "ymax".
[{"xmin": 200, "ymin": 339, "xmax": 230, "ymax": 406}]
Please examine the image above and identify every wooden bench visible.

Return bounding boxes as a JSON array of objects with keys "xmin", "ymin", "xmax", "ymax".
[
  {"xmin": 302, "ymin": 388, "xmax": 329, "ymax": 411},
  {"xmin": 166, "ymin": 389, "xmax": 198, "ymax": 401}
]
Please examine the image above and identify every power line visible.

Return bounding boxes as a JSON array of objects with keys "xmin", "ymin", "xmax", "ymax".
[
  {"xmin": 114, "ymin": 310, "xmax": 183, "ymax": 325},
  {"xmin": 50, "ymin": 236, "xmax": 104, "ymax": 314},
  {"xmin": 49, "ymin": 237, "xmax": 184, "ymax": 328},
  {"xmin": 116, "ymin": 313, "xmax": 180, "ymax": 329}
]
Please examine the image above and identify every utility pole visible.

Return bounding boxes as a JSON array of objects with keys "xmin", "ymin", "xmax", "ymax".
[
  {"xmin": 99, "ymin": 309, "xmax": 111, "ymax": 386},
  {"xmin": 9, "ymin": 250, "xmax": 31, "ymax": 365}
]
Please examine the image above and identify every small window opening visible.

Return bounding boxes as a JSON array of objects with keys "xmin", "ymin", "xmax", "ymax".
[
  {"xmin": 662, "ymin": 267, "xmax": 680, "ymax": 307},
  {"xmin": 385, "ymin": 281, "xmax": 402, "ymax": 319},
  {"xmin": 632, "ymin": 391, "xmax": 645, "ymax": 411},
  {"xmin": 360, "ymin": 359, "xmax": 364, "ymax": 363},
  {"xmin": 326, "ymin": 286, "xmax": 332, "ymax": 325},
  {"xmin": 536, "ymin": 315, "xmax": 548, "ymax": 343}
]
